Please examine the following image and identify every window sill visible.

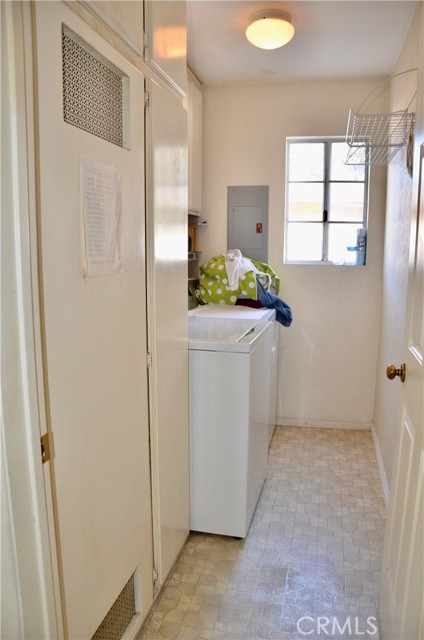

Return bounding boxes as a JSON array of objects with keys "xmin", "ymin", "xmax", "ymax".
[{"xmin": 284, "ymin": 260, "xmax": 366, "ymax": 266}]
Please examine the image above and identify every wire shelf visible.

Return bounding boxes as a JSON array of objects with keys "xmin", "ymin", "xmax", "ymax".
[
  {"xmin": 345, "ymin": 109, "xmax": 415, "ymax": 165},
  {"xmin": 345, "ymin": 69, "xmax": 417, "ymax": 166}
]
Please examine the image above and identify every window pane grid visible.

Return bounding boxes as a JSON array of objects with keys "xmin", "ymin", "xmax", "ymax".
[
  {"xmin": 285, "ymin": 139, "xmax": 368, "ymax": 264},
  {"xmin": 329, "ymin": 180, "xmax": 365, "ymax": 184},
  {"xmin": 288, "ymin": 220, "xmax": 361, "ymax": 224},
  {"xmin": 289, "ymin": 180, "xmax": 365, "ymax": 184}
]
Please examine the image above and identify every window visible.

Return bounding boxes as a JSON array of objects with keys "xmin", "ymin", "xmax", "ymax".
[{"xmin": 285, "ymin": 138, "xmax": 368, "ymax": 264}]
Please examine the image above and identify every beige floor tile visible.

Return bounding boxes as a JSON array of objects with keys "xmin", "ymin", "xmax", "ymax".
[{"xmin": 138, "ymin": 427, "xmax": 384, "ymax": 640}]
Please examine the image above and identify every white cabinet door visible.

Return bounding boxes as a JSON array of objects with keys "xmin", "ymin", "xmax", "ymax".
[
  {"xmin": 379, "ymin": 144, "xmax": 424, "ymax": 639},
  {"xmin": 188, "ymin": 78, "xmax": 203, "ymax": 213},
  {"xmin": 146, "ymin": 79, "xmax": 190, "ymax": 586},
  {"xmin": 144, "ymin": 0, "xmax": 187, "ymax": 96},
  {"xmin": 34, "ymin": 5, "xmax": 153, "ymax": 637},
  {"xmin": 85, "ymin": 0, "xmax": 144, "ymax": 53}
]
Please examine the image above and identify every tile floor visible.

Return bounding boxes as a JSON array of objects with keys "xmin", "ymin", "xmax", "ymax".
[{"xmin": 138, "ymin": 426, "xmax": 386, "ymax": 640}]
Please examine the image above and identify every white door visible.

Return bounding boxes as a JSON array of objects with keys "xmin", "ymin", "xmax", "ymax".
[
  {"xmin": 145, "ymin": 78, "xmax": 189, "ymax": 587},
  {"xmin": 379, "ymin": 143, "xmax": 424, "ymax": 639},
  {"xmin": 33, "ymin": 4, "xmax": 153, "ymax": 638}
]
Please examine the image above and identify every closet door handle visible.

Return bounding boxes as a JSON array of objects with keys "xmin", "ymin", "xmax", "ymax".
[{"xmin": 386, "ymin": 363, "xmax": 406, "ymax": 383}]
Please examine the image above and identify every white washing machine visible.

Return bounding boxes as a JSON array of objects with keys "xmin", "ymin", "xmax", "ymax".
[
  {"xmin": 189, "ymin": 303, "xmax": 278, "ymax": 446},
  {"xmin": 188, "ymin": 316, "xmax": 278, "ymax": 538}
]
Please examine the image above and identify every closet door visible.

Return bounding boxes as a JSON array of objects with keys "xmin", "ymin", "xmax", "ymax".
[
  {"xmin": 146, "ymin": 79, "xmax": 189, "ymax": 587},
  {"xmin": 33, "ymin": 4, "xmax": 153, "ymax": 638}
]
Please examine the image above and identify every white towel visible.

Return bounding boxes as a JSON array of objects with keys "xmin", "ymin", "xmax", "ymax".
[{"xmin": 225, "ymin": 249, "xmax": 258, "ymax": 291}]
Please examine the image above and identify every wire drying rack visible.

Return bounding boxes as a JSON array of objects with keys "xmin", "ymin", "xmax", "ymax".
[{"xmin": 345, "ymin": 69, "xmax": 417, "ymax": 165}]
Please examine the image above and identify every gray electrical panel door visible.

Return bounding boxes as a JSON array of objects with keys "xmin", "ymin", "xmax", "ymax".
[{"xmin": 227, "ymin": 185, "xmax": 269, "ymax": 263}]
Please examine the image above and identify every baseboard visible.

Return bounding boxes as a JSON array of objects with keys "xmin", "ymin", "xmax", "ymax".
[
  {"xmin": 371, "ymin": 421, "xmax": 390, "ymax": 509},
  {"xmin": 276, "ymin": 418, "xmax": 372, "ymax": 431}
]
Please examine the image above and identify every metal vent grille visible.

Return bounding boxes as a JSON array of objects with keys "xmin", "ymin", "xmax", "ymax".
[
  {"xmin": 62, "ymin": 26, "xmax": 129, "ymax": 148},
  {"xmin": 91, "ymin": 573, "xmax": 136, "ymax": 640}
]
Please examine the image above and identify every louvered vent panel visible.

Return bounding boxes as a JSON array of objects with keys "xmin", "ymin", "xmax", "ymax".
[
  {"xmin": 62, "ymin": 26, "xmax": 129, "ymax": 148},
  {"xmin": 91, "ymin": 573, "xmax": 136, "ymax": 640}
]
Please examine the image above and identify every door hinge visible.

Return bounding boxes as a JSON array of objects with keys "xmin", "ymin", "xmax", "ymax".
[
  {"xmin": 144, "ymin": 90, "xmax": 150, "ymax": 108},
  {"xmin": 40, "ymin": 433, "xmax": 52, "ymax": 464},
  {"xmin": 147, "ymin": 351, "xmax": 153, "ymax": 369},
  {"xmin": 152, "ymin": 566, "xmax": 159, "ymax": 587},
  {"xmin": 143, "ymin": 31, "xmax": 149, "ymax": 51}
]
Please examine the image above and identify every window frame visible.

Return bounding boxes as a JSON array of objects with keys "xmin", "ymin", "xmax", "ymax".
[{"xmin": 284, "ymin": 137, "xmax": 369, "ymax": 265}]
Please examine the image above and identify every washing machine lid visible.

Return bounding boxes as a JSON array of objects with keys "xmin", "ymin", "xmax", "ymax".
[
  {"xmin": 189, "ymin": 303, "xmax": 275, "ymax": 321},
  {"xmin": 188, "ymin": 318, "xmax": 270, "ymax": 352}
]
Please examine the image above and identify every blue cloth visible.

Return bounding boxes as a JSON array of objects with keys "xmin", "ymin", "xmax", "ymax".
[{"xmin": 256, "ymin": 278, "xmax": 293, "ymax": 327}]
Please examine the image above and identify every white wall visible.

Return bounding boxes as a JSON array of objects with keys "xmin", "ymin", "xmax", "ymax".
[
  {"xmin": 373, "ymin": 6, "xmax": 421, "ymax": 492},
  {"xmin": 202, "ymin": 77, "xmax": 386, "ymax": 429}
]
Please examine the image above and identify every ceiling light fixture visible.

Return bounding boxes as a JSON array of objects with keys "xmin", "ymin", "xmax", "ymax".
[{"xmin": 246, "ymin": 10, "xmax": 295, "ymax": 50}]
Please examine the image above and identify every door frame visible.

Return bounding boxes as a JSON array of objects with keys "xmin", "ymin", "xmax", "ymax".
[{"xmin": 1, "ymin": 2, "xmax": 63, "ymax": 637}]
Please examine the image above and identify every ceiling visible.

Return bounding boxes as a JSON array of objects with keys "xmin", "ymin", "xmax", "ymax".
[{"xmin": 187, "ymin": 1, "xmax": 419, "ymax": 84}]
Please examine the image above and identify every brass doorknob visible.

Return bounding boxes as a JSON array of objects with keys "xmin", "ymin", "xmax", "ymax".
[{"xmin": 386, "ymin": 363, "xmax": 406, "ymax": 383}]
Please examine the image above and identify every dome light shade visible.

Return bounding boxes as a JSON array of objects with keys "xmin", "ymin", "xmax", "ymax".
[{"xmin": 246, "ymin": 10, "xmax": 295, "ymax": 50}]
